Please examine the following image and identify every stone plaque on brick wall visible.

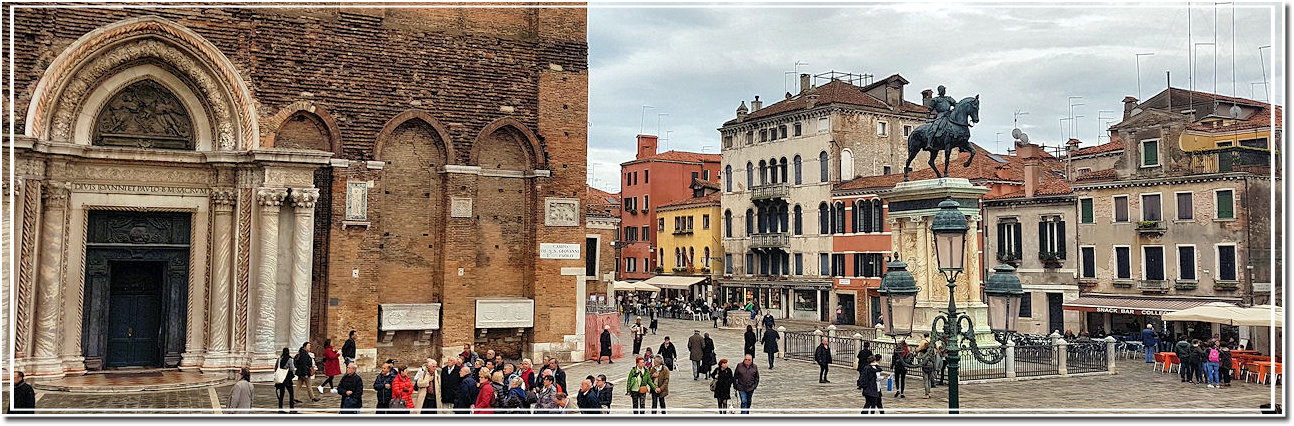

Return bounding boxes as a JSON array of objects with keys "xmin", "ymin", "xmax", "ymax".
[
  {"xmin": 476, "ymin": 298, "xmax": 535, "ymax": 328},
  {"xmin": 544, "ymin": 197, "xmax": 579, "ymax": 227},
  {"xmin": 451, "ymin": 197, "xmax": 473, "ymax": 218},
  {"xmin": 540, "ymin": 243, "xmax": 581, "ymax": 259},
  {"xmin": 379, "ymin": 303, "xmax": 442, "ymax": 330},
  {"xmin": 345, "ymin": 181, "xmax": 368, "ymax": 221}
]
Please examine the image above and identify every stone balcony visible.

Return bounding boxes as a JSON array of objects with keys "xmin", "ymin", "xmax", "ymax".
[
  {"xmin": 750, "ymin": 232, "xmax": 790, "ymax": 248},
  {"xmin": 750, "ymin": 183, "xmax": 790, "ymax": 200}
]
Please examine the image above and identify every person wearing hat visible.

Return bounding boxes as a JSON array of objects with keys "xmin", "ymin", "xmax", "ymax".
[
  {"xmin": 631, "ymin": 317, "xmax": 646, "ymax": 355},
  {"xmin": 598, "ymin": 325, "xmax": 614, "ymax": 364}
]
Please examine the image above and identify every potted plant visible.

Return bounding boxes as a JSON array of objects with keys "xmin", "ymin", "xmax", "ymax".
[
  {"xmin": 1039, "ymin": 252, "xmax": 1064, "ymax": 268},
  {"xmin": 1213, "ymin": 282, "xmax": 1239, "ymax": 291}
]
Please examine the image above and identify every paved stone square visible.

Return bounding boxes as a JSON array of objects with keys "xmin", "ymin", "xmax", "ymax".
[{"xmin": 6, "ymin": 317, "xmax": 1283, "ymax": 415}]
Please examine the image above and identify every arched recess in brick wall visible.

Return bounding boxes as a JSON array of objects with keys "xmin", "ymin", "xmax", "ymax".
[
  {"xmin": 262, "ymin": 101, "xmax": 343, "ymax": 153},
  {"xmin": 469, "ymin": 118, "xmax": 539, "ymax": 299},
  {"xmin": 25, "ymin": 15, "xmax": 258, "ymax": 150},
  {"xmin": 373, "ymin": 113, "xmax": 450, "ymax": 306},
  {"xmin": 373, "ymin": 110, "xmax": 457, "ymax": 163}
]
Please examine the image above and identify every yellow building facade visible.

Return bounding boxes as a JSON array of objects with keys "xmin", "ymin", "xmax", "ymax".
[{"xmin": 655, "ymin": 192, "xmax": 723, "ymax": 275}]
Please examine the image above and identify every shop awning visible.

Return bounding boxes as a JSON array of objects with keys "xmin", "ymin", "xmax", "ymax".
[
  {"xmin": 612, "ymin": 281, "xmax": 659, "ymax": 292},
  {"xmin": 641, "ymin": 275, "xmax": 708, "ymax": 290},
  {"xmin": 1062, "ymin": 295, "xmax": 1239, "ymax": 317}
]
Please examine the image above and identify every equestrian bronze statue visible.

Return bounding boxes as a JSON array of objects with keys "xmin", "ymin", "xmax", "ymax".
[{"xmin": 903, "ymin": 90, "xmax": 980, "ymax": 181}]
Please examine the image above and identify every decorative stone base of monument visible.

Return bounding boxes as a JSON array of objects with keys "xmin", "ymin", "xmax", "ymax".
[
  {"xmin": 14, "ymin": 357, "xmax": 67, "ymax": 379},
  {"xmin": 885, "ymin": 178, "xmax": 1000, "ymax": 345}
]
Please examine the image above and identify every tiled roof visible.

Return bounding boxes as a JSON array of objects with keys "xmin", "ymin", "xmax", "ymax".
[
  {"xmin": 622, "ymin": 150, "xmax": 721, "ymax": 165},
  {"xmin": 983, "ymin": 176, "xmax": 1074, "ymax": 200},
  {"xmin": 692, "ymin": 178, "xmax": 720, "ymax": 191},
  {"xmin": 1075, "ymin": 168, "xmax": 1119, "ymax": 182},
  {"xmin": 656, "ymin": 191, "xmax": 721, "ymax": 210},
  {"xmin": 835, "ymin": 143, "xmax": 1063, "ymax": 192},
  {"xmin": 1186, "ymin": 105, "xmax": 1283, "ymax": 133},
  {"xmin": 583, "ymin": 186, "xmax": 621, "ymax": 217},
  {"xmin": 1071, "ymin": 139, "xmax": 1125, "ymax": 157},
  {"xmin": 723, "ymin": 78, "xmax": 926, "ymax": 126}
]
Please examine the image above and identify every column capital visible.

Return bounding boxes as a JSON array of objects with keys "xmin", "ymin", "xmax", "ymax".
[
  {"xmin": 41, "ymin": 181, "xmax": 71, "ymax": 201},
  {"xmin": 256, "ymin": 187, "xmax": 289, "ymax": 207},
  {"xmin": 212, "ymin": 187, "xmax": 238, "ymax": 207},
  {"xmin": 289, "ymin": 188, "xmax": 320, "ymax": 210}
]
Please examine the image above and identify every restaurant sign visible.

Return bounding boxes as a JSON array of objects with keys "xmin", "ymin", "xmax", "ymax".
[{"xmin": 1065, "ymin": 305, "xmax": 1172, "ymax": 316}]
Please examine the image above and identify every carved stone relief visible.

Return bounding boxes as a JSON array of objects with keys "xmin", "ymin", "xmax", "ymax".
[
  {"xmin": 93, "ymin": 80, "xmax": 194, "ymax": 150},
  {"xmin": 345, "ymin": 182, "xmax": 368, "ymax": 221},
  {"xmin": 544, "ymin": 197, "xmax": 579, "ymax": 227},
  {"xmin": 289, "ymin": 188, "xmax": 319, "ymax": 209},
  {"xmin": 450, "ymin": 197, "xmax": 472, "ymax": 218}
]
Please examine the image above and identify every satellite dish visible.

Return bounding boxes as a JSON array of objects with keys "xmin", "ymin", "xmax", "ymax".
[
  {"xmin": 1011, "ymin": 128, "xmax": 1023, "ymax": 139},
  {"xmin": 1229, "ymin": 105, "xmax": 1243, "ymax": 118},
  {"xmin": 1020, "ymin": 133, "xmax": 1030, "ymax": 144}
]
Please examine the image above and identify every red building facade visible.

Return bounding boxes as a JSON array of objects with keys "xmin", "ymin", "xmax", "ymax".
[{"xmin": 619, "ymin": 135, "xmax": 721, "ymax": 280}]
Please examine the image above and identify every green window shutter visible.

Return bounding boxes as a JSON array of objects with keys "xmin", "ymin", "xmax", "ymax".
[
  {"xmin": 1080, "ymin": 199, "xmax": 1094, "ymax": 223},
  {"xmin": 1217, "ymin": 190, "xmax": 1235, "ymax": 219},
  {"xmin": 996, "ymin": 223, "xmax": 1007, "ymax": 260},
  {"xmin": 1038, "ymin": 221, "xmax": 1049, "ymax": 257},
  {"xmin": 1143, "ymin": 141, "xmax": 1158, "ymax": 166},
  {"xmin": 1012, "ymin": 223, "xmax": 1023, "ymax": 259},
  {"xmin": 1056, "ymin": 221, "xmax": 1066, "ymax": 258}
]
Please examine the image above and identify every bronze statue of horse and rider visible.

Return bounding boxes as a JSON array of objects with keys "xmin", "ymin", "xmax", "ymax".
[{"xmin": 903, "ymin": 92, "xmax": 980, "ymax": 181}]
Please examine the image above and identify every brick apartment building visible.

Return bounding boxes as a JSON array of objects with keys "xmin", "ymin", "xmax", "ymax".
[
  {"xmin": 618, "ymin": 135, "xmax": 721, "ymax": 280},
  {"xmin": 6, "ymin": 6, "xmax": 589, "ymax": 378}
]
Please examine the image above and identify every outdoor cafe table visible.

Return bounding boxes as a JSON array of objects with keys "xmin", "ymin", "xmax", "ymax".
[
  {"xmin": 1157, "ymin": 352, "xmax": 1179, "ymax": 372},
  {"xmin": 1233, "ymin": 350, "xmax": 1262, "ymax": 356},
  {"xmin": 1249, "ymin": 361, "xmax": 1282, "ymax": 384}
]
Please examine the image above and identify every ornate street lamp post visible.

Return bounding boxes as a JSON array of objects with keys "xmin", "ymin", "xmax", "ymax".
[{"xmin": 878, "ymin": 198, "xmax": 1024, "ymax": 413}]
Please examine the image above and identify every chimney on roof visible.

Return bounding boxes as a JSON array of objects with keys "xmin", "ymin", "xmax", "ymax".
[
  {"xmin": 751, "ymin": 95, "xmax": 762, "ymax": 112},
  {"xmin": 1017, "ymin": 141, "xmax": 1042, "ymax": 198},
  {"xmin": 785, "ymin": 92, "xmax": 793, "ymax": 100},
  {"xmin": 1123, "ymin": 96, "xmax": 1139, "ymax": 120},
  {"xmin": 922, "ymin": 89, "xmax": 934, "ymax": 109},
  {"xmin": 800, "ymin": 74, "xmax": 812, "ymax": 94},
  {"xmin": 736, "ymin": 101, "xmax": 748, "ymax": 122},
  {"xmin": 636, "ymin": 134, "xmax": 658, "ymax": 160}
]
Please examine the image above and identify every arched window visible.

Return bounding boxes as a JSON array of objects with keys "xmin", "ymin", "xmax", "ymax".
[
  {"xmin": 860, "ymin": 200, "xmax": 872, "ymax": 233},
  {"xmin": 704, "ymin": 247, "xmax": 711, "ymax": 268},
  {"xmin": 840, "ymin": 148, "xmax": 854, "ymax": 180},
  {"xmin": 780, "ymin": 157, "xmax": 789, "ymax": 183},
  {"xmin": 689, "ymin": 247, "xmax": 695, "ymax": 268},
  {"xmin": 793, "ymin": 204, "xmax": 803, "ymax": 235},
  {"xmin": 818, "ymin": 202, "xmax": 830, "ymax": 234},
  {"xmin": 725, "ymin": 165, "xmax": 732, "ymax": 192},
  {"xmin": 834, "ymin": 201, "xmax": 846, "ymax": 234},
  {"xmin": 746, "ymin": 162, "xmax": 754, "ymax": 188},
  {"xmin": 794, "ymin": 155, "xmax": 803, "ymax": 185},
  {"xmin": 819, "ymin": 151, "xmax": 830, "ymax": 182},
  {"xmin": 746, "ymin": 209, "xmax": 755, "ymax": 237},
  {"xmin": 780, "ymin": 204, "xmax": 789, "ymax": 232},
  {"xmin": 756, "ymin": 205, "xmax": 767, "ymax": 234},
  {"xmin": 872, "ymin": 199, "xmax": 885, "ymax": 231},
  {"xmin": 94, "ymin": 80, "xmax": 195, "ymax": 150},
  {"xmin": 724, "ymin": 209, "xmax": 733, "ymax": 237},
  {"xmin": 769, "ymin": 158, "xmax": 779, "ymax": 184},
  {"xmin": 759, "ymin": 160, "xmax": 768, "ymax": 185}
]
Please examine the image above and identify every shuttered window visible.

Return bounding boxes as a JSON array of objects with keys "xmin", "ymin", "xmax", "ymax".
[
  {"xmin": 1141, "ymin": 194, "xmax": 1161, "ymax": 221},
  {"xmin": 1217, "ymin": 245, "xmax": 1237, "ymax": 281},
  {"xmin": 1216, "ymin": 190, "xmax": 1235, "ymax": 219},
  {"xmin": 1143, "ymin": 246, "xmax": 1165, "ymax": 280},
  {"xmin": 1176, "ymin": 192, "xmax": 1193, "ymax": 220},
  {"xmin": 1080, "ymin": 198, "xmax": 1094, "ymax": 223},
  {"xmin": 1113, "ymin": 196, "xmax": 1129, "ymax": 222},
  {"xmin": 996, "ymin": 221, "xmax": 1023, "ymax": 261},
  {"xmin": 1080, "ymin": 247, "xmax": 1096, "ymax": 278},
  {"xmin": 1115, "ymin": 247, "xmax": 1131, "ymax": 279},
  {"xmin": 1178, "ymin": 246, "xmax": 1196, "ymax": 280}
]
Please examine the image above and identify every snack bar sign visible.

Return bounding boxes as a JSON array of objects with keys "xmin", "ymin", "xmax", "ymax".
[{"xmin": 1093, "ymin": 307, "xmax": 1170, "ymax": 316}]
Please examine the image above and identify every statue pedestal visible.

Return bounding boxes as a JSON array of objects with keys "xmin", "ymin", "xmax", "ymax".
[{"xmin": 887, "ymin": 178, "xmax": 996, "ymax": 344}]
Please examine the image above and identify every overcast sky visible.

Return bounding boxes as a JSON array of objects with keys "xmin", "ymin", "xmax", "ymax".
[{"xmin": 585, "ymin": 2, "xmax": 1284, "ymax": 193}]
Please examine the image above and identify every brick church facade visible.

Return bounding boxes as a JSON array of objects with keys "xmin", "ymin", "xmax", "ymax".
[{"xmin": 5, "ymin": 6, "xmax": 589, "ymax": 378}]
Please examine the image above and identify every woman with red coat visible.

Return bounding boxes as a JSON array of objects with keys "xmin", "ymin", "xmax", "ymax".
[
  {"xmin": 319, "ymin": 339, "xmax": 342, "ymax": 393},
  {"xmin": 472, "ymin": 369, "xmax": 494, "ymax": 414},
  {"xmin": 391, "ymin": 367, "xmax": 414, "ymax": 411}
]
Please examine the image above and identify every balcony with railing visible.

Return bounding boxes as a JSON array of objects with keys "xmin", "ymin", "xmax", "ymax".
[
  {"xmin": 750, "ymin": 183, "xmax": 790, "ymax": 200},
  {"xmin": 1136, "ymin": 220, "xmax": 1166, "ymax": 236},
  {"xmin": 1138, "ymin": 279, "xmax": 1169, "ymax": 293},
  {"xmin": 749, "ymin": 232, "xmax": 790, "ymax": 248}
]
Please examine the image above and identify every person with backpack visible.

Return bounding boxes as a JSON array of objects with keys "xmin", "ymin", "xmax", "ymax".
[
  {"xmin": 295, "ymin": 342, "xmax": 319, "ymax": 403},
  {"xmin": 274, "ymin": 347, "xmax": 297, "ymax": 413},
  {"xmin": 1173, "ymin": 337, "xmax": 1192, "ymax": 383},
  {"xmin": 856, "ymin": 341, "xmax": 874, "ymax": 374},
  {"xmin": 1204, "ymin": 341, "xmax": 1222, "ymax": 388},
  {"xmin": 501, "ymin": 376, "xmax": 528, "ymax": 414},
  {"xmin": 891, "ymin": 341, "xmax": 910, "ymax": 398}
]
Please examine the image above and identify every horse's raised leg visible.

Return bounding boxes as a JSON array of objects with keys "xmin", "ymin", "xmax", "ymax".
[
  {"xmin": 904, "ymin": 148, "xmax": 920, "ymax": 181},
  {"xmin": 963, "ymin": 145, "xmax": 975, "ymax": 167},
  {"xmin": 928, "ymin": 150, "xmax": 942, "ymax": 178},
  {"xmin": 943, "ymin": 148, "xmax": 953, "ymax": 176}
]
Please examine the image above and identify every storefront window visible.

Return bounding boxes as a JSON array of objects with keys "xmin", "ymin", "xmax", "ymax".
[{"xmin": 794, "ymin": 290, "xmax": 816, "ymax": 311}]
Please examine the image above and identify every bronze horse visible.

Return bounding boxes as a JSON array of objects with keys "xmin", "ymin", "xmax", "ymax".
[{"xmin": 903, "ymin": 95, "xmax": 980, "ymax": 181}]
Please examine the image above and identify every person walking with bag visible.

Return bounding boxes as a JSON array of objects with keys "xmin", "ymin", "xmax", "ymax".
[
  {"xmin": 762, "ymin": 327, "xmax": 780, "ymax": 369},
  {"xmin": 815, "ymin": 337, "xmax": 833, "ymax": 383},
  {"xmin": 337, "ymin": 364, "xmax": 364, "ymax": 414},
  {"xmin": 391, "ymin": 366, "xmax": 414, "ymax": 412},
  {"xmin": 859, "ymin": 354, "xmax": 884, "ymax": 414},
  {"xmin": 295, "ymin": 342, "xmax": 319, "ymax": 403},
  {"xmin": 710, "ymin": 359, "xmax": 734, "ymax": 414},
  {"xmin": 702, "ymin": 332, "xmax": 718, "ymax": 375},
  {"xmin": 650, "ymin": 354, "xmax": 670, "ymax": 414},
  {"xmin": 626, "ymin": 356, "xmax": 654, "ymax": 414},
  {"xmin": 598, "ymin": 325, "xmax": 614, "ymax": 364},
  {"xmin": 274, "ymin": 348, "xmax": 296, "ymax": 413},
  {"xmin": 733, "ymin": 355, "xmax": 760, "ymax": 414},
  {"xmin": 891, "ymin": 340, "xmax": 909, "ymax": 398},
  {"xmin": 373, "ymin": 360, "xmax": 396, "ymax": 414},
  {"xmin": 658, "ymin": 337, "xmax": 678, "ymax": 370},
  {"xmin": 319, "ymin": 339, "xmax": 342, "ymax": 394},
  {"xmin": 412, "ymin": 358, "xmax": 438, "ymax": 413}
]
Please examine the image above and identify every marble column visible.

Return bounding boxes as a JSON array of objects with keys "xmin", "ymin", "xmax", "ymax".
[
  {"xmin": 207, "ymin": 188, "xmax": 237, "ymax": 360},
  {"xmin": 288, "ymin": 188, "xmax": 318, "ymax": 349},
  {"xmin": 32, "ymin": 181, "xmax": 70, "ymax": 372},
  {"xmin": 1, "ymin": 180, "xmax": 12, "ymax": 367},
  {"xmin": 254, "ymin": 188, "xmax": 288, "ymax": 356}
]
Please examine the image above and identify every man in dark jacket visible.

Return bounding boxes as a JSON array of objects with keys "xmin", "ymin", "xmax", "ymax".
[
  {"xmin": 598, "ymin": 326, "xmax": 614, "ymax": 364},
  {"xmin": 1174, "ymin": 338, "xmax": 1191, "ymax": 382},
  {"xmin": 9, "ymin": 371, "xmax": 35, "ymax": 415},
  {"xmin": 687, "ymin": 330, "xmax": 705, "ymax": 379},
  {"xmin": 546, "ymin": 358, "xmax": 568, "ymax": 393},
  {"xmin": 576, "ymin": 379, "xmax": 600, "ymax": 414},
  {"xmin": 594, "ymin": 375, "xmax": 614, "ymax": 414},
  {"xmin": 815, "ymin": 337, "xmax": 833, "ymax": 383},
  {"xmin": 295, "ymin": 343, "xmax": 319, "ymax": 402},
  {"xmin": 373, "ymin": 360, "xmax": 396, "ymax": 414},
  {"xmin": 341, "ymin": 330, "xmax": 357, "ymax": 366},
  {"xmin": 441, "ymin": 356, "xmax": 461, "ymax": 409},
  {"xmin": 658, "ymin": 337, "xmax": 678, "ymax": 370},
  {"xmin": 1141, "ymin": 324, "xmax": 1159, "ymax": 363},
  {"xmin": 762, "ymin": 328, "xmax": 780, "ymax": 369},
  {"xmin": 454, "ymin": 366, "xmax": 477, "ymax": 414},
  {"xmin": 733, "ymin": 355, "xmax": 760, "ymax": 414},
  {"xmin": 702, "ymin": 333, "xmax": 717, "ymax": 374},
  {"xmin": 337, "ymin": 364, "xmax": 364, "ymax": 414},
  {"xmin": 856, "ymin": 341, "xmax": 873, "ymax": 373}
]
